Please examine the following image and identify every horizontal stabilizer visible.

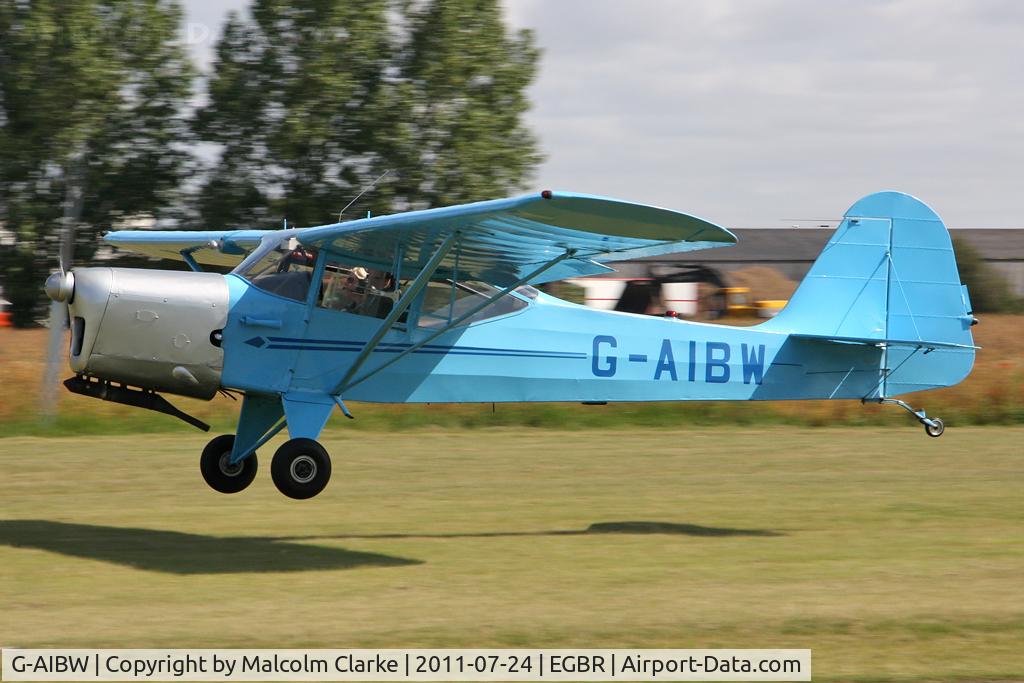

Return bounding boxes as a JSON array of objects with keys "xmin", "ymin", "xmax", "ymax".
[{"xmin": 790, "ymin": 333, "xmax": 979, "ymax": 351}]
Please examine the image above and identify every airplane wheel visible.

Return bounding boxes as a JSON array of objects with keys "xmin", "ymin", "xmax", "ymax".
[
  {"xmin": 200, "ymin": 434, "xmax": 258, "ymax": 494},
  {"xmin": 924, "ymin": 417, "xmax": 945, "ymax": 438},
  {"xmin": 271, "ymin": 438, "xmax": 331, "ymax": 499}
]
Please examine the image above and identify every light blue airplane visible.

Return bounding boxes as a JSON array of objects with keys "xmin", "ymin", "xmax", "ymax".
[{"xmin": 44, "ymin": 190, "xmax": 977, "ymax": 499}]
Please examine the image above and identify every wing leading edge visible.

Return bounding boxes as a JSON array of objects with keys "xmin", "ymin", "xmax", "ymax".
[{"xmin": 104, "ymin": 229, "xmax": 275, "ymax": 267}]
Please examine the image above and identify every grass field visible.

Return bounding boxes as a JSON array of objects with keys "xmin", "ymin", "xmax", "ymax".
[{"xmin": 2, "ymin": 427, "xmax": 1022, "ymax": 681}]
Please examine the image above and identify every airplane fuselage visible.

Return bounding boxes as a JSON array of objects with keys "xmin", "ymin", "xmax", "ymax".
[{"xmin": 221, "ymin": 273, "xmax": 888, "ymax": 405}]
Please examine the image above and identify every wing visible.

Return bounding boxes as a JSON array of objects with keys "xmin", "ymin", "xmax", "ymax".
[
  {"xmin": 297, "ymin": 191, "xmax": 736, "ymax": 286},
  {"xmin": 104, "ymin": 229, "xmax": 276, "ymax": 267}
]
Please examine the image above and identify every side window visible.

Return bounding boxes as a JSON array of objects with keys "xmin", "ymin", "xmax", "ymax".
[
  {"xmin": 417, "ymin": 279, "xmax": 527, "ymax": 328},
  {"xmin": 319, "ymin": 262, "xmax": 397, "ymax": 320}
]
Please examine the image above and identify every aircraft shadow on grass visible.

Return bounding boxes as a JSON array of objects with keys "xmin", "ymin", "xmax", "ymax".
[
  {"xmin": 0, "ymin": 520, "xmax": 782, "ymax": 575},
  {"xmin": 279, "ymin": 521, "xmax": 785, "ymax": 542},
  {"xmin": 0, "ymin": 520, "xmax": 420, "ymax": 575}
]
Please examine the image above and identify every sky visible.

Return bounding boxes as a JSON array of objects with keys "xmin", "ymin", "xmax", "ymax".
[{"xmin": 180, "ymin": 0, "xmax": 1024, "ymax": 228}]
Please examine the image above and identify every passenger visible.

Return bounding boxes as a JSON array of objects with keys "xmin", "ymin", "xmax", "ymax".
[
  {"xmin": 361, "ymin": 270, "xmax": 398, "ymax": 318},
  {"xmin": 341, "ymin": 267, "xmax": 369, "ymax": 313}
]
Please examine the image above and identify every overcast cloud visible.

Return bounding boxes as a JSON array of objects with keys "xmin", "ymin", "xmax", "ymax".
[{"xmin": 182, "ymin": 0, "xmax": 1024, "ymax": 227}]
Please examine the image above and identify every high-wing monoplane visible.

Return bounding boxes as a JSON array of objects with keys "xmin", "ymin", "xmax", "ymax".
[{"xmin": 44, "ymin": 190, "xmax": 977, "ymax": 498}]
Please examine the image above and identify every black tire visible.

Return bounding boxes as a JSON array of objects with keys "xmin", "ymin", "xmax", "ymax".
[
  {"xmin": 925, "ymin": 417, "xmax": 945, "ymax": 438},
  {"xmin": 200, "ymin": 434, "xmax": 258, "ymax": 494},
  {"xmin": 271, "ymin": 438, "xmax": 332, "ymax": 499}
]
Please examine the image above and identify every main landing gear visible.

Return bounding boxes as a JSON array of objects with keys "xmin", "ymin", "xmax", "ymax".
[
  {"xmin": 200, "ymin": 435, "xmax": 258, "ymax": 493},
  {"xmin": 270, "ymin": 438, "xmax": 332, "ymax": 499},
  {"xmin": 200, "ymin": 434, "xmax": 332, "ymax": 498},
  {"xmin": 867, "ymin": 398, "xmax": 945, "ymax": 437}
]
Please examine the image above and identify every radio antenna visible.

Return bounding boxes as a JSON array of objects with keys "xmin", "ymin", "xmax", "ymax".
[{"xmin": 338, "ymin": 170, "xmax": 391, "ymax": 222}]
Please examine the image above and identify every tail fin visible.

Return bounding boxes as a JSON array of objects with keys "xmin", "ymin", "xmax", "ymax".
[{"xmin": 763, "ymin": 191, "xmax": 976, "ymax": 394}]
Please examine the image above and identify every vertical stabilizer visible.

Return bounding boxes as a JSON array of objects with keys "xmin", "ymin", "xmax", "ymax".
[{"xmin": 761, "ymin": 191, "xmax": 976, "ymax": 395}]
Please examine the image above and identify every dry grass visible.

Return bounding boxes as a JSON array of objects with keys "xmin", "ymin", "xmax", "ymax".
[
  {"xmin": 1, "ymin": 315, "xmax": 1020, "ymax": 432},
  {"xmin": 728, "ymin": 266, "xmax": 799, "ymax": 300}
]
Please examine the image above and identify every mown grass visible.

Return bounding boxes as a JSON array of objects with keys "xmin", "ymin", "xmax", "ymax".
[
  {"xmin": 1, "ymin": 427, "xmax": 1022, "ymax": 681},
  {"xmin": 1, "ymin": 315, "xmax": 1021, "ymax": 436}
]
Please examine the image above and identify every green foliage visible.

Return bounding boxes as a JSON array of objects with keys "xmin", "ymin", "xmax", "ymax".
[
  {"xmin": 194, "ymin": 0, "xmax": 542, "ymax": 229},
  {"xmin": 194, "ymin": 1, "xmax": 395, "ymax": 228},
  {"xmin": 389, "ymin": 0, "xmax": 543, "ymax": 209},
  {"xmin": 0, "ymin": 0, "xmax": 193, "ymax": 326},
  {"xmin": 0, "ymin": 0, "xmax": 540, "ymax": 324},
  {"xmin": 953, "ymin": 237, "xmax": 1022, "ymax": 313}
]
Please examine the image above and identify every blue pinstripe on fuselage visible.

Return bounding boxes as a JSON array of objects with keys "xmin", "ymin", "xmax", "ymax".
[{"xmin": 220, "ymin": 274, "xmax": 913, "ymax": 405}]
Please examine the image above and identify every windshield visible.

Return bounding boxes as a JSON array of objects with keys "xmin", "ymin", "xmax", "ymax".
[{"xmin": 235, "ymin": 235, "xmax": 318, "ymax": 302}]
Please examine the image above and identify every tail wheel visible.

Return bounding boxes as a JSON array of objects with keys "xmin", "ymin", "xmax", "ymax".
[
  {"xmin": 271, "ymin": 438, "xmax": 332, "ymax": 499},
  {"xmin": 924, "ymin": 417, "xmax": 945, "ymax": 438},
  {"xmin": 200, "ymin": 434, "xmax": 258, "ymax": 493}
]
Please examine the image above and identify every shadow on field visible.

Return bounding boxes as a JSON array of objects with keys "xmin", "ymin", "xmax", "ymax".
[
  {"xmin": 0, "ymin": 520, "xmax": 420, "ymax": 574},
  {"xmin": 279, "ymin": 520, "xmax": 784, "ymax": 541}
]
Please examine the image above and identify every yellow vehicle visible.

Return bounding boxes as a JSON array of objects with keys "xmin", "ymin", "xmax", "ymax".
[
  {"xmin": 756, "ymin": 299, "xmax": 789, "ymax": 318},
  {"xmin": 720, "ymin": 286, "xmax": 757, "ymax": 317}
]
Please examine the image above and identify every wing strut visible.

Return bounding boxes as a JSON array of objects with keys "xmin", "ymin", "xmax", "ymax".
[
  {"xmin": 331, "ymin": 232, "xmax": 458, "ymax": 394},
  {"xmin": 336, "ymin": 248, "xmax": 577, "ymax": 395},
  {"xmin": 180, "ymin": 246, "xmax": 205, "ymax": 272}
]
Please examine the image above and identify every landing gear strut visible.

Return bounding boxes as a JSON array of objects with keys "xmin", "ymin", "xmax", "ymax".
[
  {"xmin": 271, "ymin": 438, "xmax": 332, "ymax": 499},
  {"xmin": 200, "ymin": 434, "xmax": 259, "ymax": 493},
  {"xmin": 868, "ymin": 398, "xmax": 945, "ymax": 437}
]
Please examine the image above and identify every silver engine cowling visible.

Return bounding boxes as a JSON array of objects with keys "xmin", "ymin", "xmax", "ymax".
[{"xmin": 53, "ymin": 267, "xmax": 228, "ymax": 400}]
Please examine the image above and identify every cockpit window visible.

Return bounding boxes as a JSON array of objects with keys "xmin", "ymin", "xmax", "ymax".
[
  {"xmin": 417, "ymin": 279, "xmax": 527, "ymax": 328},
  {"xmin": 319, "ymin": 262, "xmax": 397, "ymax": 319},
  {"xmin": 235, "ymin": 237, "xmax": 317, "ymax": 302},
  {"xmin": 232, "ymin": 235, "xmax": 531, "ymax": 324}
]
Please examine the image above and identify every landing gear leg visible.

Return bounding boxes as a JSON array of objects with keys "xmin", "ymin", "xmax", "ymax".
[
  {"xmin": 271, "ymin": 438, "xmax": 332, "ymax": 499},
  {"xmin": 200, "ymin": 434, "xmax": 259, "ymax": 493},
  {"xmin": 867, "ymin": 398, "xmax": 945, "ymax": 437}
]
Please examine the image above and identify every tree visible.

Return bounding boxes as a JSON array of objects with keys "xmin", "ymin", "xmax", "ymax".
[
  {"xmin": 391, "ymin": 0, "xmax": 542, "ymax": 209},
  {"xmin": 194, "ymin": 0, "xmax": 542, "ymax": 228},
  {"xmin": 953, "ymin": 238, "xmax": 1022, "ymax": 313},
  {"xmin": 0, "ymin": 0, "xmax": 194, "ymax": 327},
  {"xmin": 194, "ymin": 1, "xmax": 396, "ymax": 229}
]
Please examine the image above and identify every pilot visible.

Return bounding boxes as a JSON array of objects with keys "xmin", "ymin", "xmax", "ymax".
[
  {"xmin": 284, "ymin": 247, "xmax": 317, "ymax": 269},
  {"xmin": 254, "ymin": 247, "xmax": 317, "ymax": 300}
]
